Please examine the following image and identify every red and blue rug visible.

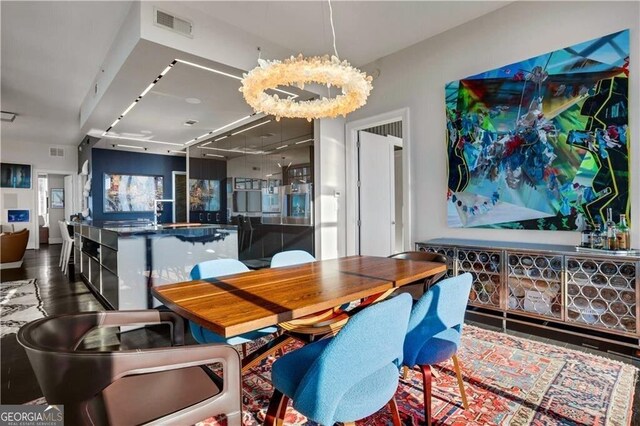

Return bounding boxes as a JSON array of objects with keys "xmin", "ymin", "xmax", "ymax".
[{"xmin": 200, "ymin": 325, "xmax": 638, "ymax": 425}]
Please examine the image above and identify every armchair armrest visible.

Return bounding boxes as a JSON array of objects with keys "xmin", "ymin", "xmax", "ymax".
[
  {"xmin": 77, "ymin": 310, "xmax": 185, "ymax": 348},
  {"xmin": 109, "ymin": 344, "xmax": 242, "ymax": 426}
]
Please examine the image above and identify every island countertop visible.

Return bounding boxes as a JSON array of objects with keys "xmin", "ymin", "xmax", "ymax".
[{"xmin": 75, "ymin": 220, "xmax": 238, "ymax": 236}]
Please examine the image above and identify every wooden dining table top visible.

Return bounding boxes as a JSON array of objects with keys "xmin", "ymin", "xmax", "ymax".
[{"xmin": 152, "ymin": 255, "xmax": 446, "ymax": 338}]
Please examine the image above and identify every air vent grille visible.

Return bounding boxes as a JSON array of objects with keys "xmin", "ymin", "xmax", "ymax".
[
  {"xmin": 154, "ymin": 9, "xmax": 193, "ymax": 37},
  {"xmin": 49, "ymin": 147, "xmax": 64, "ymax": 158}
]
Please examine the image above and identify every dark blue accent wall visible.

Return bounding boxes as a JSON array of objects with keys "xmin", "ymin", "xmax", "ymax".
[{"xmin": 91, "ymin": 148, "xmax": 186, "ymax": 223}]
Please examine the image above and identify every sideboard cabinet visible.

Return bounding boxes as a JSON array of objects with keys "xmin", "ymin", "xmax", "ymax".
[{"xmin": 416, "ymin": 238, "xmax": 639, "ymax": 348}]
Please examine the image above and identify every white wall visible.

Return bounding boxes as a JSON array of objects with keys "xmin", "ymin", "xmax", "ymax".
[
  {"xmin": 0, "ymin": 139, "xmax": 77, "ymax": 248},
  {"xmin": 348, "ymin": 1, "xmax": 640, "ymax": 248},
  {"xmin": 314, "ymin": 118, "xmax": 346, "ymax": 259}
]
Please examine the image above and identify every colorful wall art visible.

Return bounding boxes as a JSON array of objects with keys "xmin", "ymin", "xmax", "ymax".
[
  {"xmin": 446, "ymin": 30, "xmax": 629, "ymax": 231},
  {"xmin": 103, "ymin": 174, "xmax": 163, "ymax": 213},
  {"xmin": 189, "ymin": 179, "xmax": 221, "ymax": 211},
  {"xmin": 1, "ymin": 163, "xmax": 31, "ymax": 189}
]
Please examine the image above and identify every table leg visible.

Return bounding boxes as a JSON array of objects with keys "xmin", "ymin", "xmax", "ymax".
[{"xmin": 241, "ymin": 334, "xmax": 293, "ymax": 373}]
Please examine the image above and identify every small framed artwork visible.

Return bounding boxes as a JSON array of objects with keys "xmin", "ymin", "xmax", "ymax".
[
  {"xmin": 7, "ymin": 209, "xmax": 30, "ymax": 222},
  {"xmin": 51, "ymin": 188, "xmax": 64, "ymax": 208},
  {"xmin": 1, "ymin": 163, "xmax": 32, "ymax": 188}
]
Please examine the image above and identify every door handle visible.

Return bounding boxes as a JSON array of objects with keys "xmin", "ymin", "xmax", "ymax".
[
  {"xmin": 207, "ymin": 213, "xmax": 211, "ymax": 221},
  {"xmin": 199, "ymin": 213, "xmax": 203, "ymax": 222}
]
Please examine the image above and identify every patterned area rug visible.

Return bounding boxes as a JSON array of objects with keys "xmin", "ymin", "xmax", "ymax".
[
  {"xmin": 0, "ymin": 279, "xmax": 45, "ymax": 337},
  {"xmin": 199, "ymin": 325, "xmax": 638, "ymax": 426}
]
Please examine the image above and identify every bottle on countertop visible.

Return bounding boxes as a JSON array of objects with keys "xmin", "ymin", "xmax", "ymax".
[
  {"xmin": 606, "ymin": 208, "xmax": 618, "ymax": 250},
  {"xmin": 617, "ymin": 214, "xmax": 630, "ymax": 250},
  {"xmin": 581, "ymin": 223, "xmax": 592, "ymax": 248},
  {"xmin": 591, "ymin": 222, "xmax": 603, "ymax": 249}
]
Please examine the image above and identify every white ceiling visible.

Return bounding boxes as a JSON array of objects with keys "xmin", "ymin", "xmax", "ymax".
[
  {"xmin": 1, "ymin": 1, "xmax": 133, "ymax": 146},
  {"xmin": 1, "ymin": 1, "xmax": 511, "ymax": 151},
  {"xmin": 187, "ymin": 1, "xmax": 511, "ymax": 67}
]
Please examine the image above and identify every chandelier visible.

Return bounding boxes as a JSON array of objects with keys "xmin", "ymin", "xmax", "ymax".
[{"xmin": 240, "ymin": 0, "xmax": 373, "ymax": 121}]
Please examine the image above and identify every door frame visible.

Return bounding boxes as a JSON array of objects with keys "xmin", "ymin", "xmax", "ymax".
[
  {"xmin": 172, "ymin": 171, "xmax": 187, "ymax": 223},
  {"xmin": 345, "ymin": 108, "xmax": 411, "ymax": 255},
  {"xmin": 33, "ymin": 167, "xmax": 76, "ymax": 248}
]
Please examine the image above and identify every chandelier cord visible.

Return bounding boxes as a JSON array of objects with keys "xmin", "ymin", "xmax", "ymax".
[{"xmin": 327, "ymin": 0, "xmax": 339, "ymax": 59}]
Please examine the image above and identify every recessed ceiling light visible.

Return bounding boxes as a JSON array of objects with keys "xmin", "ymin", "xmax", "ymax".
[
  {"xmin": 205, "ymin": 153, "xmax": 225, "ymax": 158},
  {"xmin": 185, "ymin": 97, "xmax": 201, "ymax": 104},
  {"xmin": 295, "ymin": 138, "xmax": 314, "ymax": 145},
  {"xmin": 231, "ymin": 120, "xmax": 271, "ymax": 136},
  {"xmin": 214, "ymin": 135, "xmax": 228, "ymax": 142},
  {"xmin": 114, "ymin": 144, "xmax": 146, "ymax": 150},
  {"xmin": 275, "ymin": 144, "xmax": 288, "ymax": 150}
]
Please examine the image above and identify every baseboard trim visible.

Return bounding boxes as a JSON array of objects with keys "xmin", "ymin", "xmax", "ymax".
[{"xmin": 0, "ymin": 260, "xmax": 24, "ymax": 270}]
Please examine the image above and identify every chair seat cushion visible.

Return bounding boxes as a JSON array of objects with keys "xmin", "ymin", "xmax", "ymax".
[
  {"xmin": 413, "ymin": 327, "xmax": 461, "ymax": 366},
  {"xmin": 190, "ymin": 322, "xmax": 278, "ymax": 346},
  {"xmin": 87, "ymin": 366, "xmax": 219, "ymax": 425}
]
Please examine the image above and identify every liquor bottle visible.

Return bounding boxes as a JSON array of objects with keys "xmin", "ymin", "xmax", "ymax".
[
  {"xmin": 617, "ymin": 214, "xmax": 630, "ymax": 250},
  {"xmin": 606, "ymin": 208, "xmax": 618, "ymax": 250},
  {"xmin": 581, "ymin": 224, "xmax": 592, "ymax": 248},
  {"xmin": 591, "ymin": 223, "xmax": 603, "ymax": 249}
]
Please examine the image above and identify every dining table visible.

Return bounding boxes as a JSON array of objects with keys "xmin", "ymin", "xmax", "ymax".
[{"xmin": 152, "ymin": 255, "xmax": 446, "ymax": 370}]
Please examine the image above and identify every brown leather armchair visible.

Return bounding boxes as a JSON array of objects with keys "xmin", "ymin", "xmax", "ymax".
[
  {"xmin": 1, "ymin": 228, "xmax": 29, "ymax": 269},
  {"xmin": 18, "ymin": 310, "xmax": 243, "ymax": 425}
]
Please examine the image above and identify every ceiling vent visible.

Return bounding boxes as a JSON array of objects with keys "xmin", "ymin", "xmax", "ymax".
[
  {"xmin": 49, "ymin": 147, "xmax": 64, "ymax": 158},
  {"xmin": 154, "ymin": 8, "xmax": 193, "ymax": 38},
  {"xmin": 183, "ymin": 119, "xmax": 199, "ymax": 126},
  {"xmin": 1, "ymin": 111, "xmax": 17, "ymax": 122}
]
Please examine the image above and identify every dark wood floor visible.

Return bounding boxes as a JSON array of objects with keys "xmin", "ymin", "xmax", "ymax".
[
  {"xmin": 1, "ymin": 246, "xmax": 639, "ymax": 424},
  {"xmin": 0, "ymin": 245, "xmax": 180, "ymax": 404}
]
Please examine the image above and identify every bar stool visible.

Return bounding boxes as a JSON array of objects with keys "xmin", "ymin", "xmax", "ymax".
[{"xmin": 58, "ymin": 221, "xmax": 74, "ymax": 275}]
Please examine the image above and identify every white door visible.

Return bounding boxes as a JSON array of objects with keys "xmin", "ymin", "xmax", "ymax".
[{"xmin": 358, "ymin": 131, "xmax": 395, "ymax": 256}]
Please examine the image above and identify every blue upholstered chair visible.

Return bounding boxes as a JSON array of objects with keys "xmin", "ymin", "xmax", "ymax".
[
  {"xmin": 270, "ymin": 250, "xmax": 315, "ymax": 268},
  {"xmin": 189, "ymin": 259, "xmax": 278, "ymax": 352},
  {"xmin": 265, "ymin": 293, "xmax": 413, "ymax": 426},
  {"xmin": 402, "ymin": 273, "xmax": 473, "ymax": 425}
]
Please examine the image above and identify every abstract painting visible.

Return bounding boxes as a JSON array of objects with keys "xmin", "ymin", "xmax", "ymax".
[
  {"xmin": 104, "ymin": 174, "xmax": 163, "ymax": 212},
  {"xmin": 50, "ymin": 188, "xmax": 64, "ymax": 209},
  {"xmin": 1, "ymin": 163, "xmax": 31, "ymax": 189},
  {"xmin": 7, "ymin": 209, "xmax": 30, "ymax": 222},
  {"xmin": 189, "ymin": 179, "xmax": 221, "ymax": 211},
  {"xmin": 446, "ymin": 30, "xmax": 629, "ymax": 230}
]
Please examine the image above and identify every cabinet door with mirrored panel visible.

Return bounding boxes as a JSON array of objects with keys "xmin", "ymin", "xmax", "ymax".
[{"xmin": 565, "ymin": 256, "xmax": 637, "ymax": 336}]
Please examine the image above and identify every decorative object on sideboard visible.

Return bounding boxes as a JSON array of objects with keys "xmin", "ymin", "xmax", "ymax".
[{"xmin": 446, "ymin": 30, "xmax": 630, "ymax": 231}]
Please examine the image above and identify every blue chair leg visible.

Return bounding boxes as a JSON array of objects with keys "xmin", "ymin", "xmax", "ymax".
[
  {"xmin": 389, "ymin": 396, "xmax": 401, "ymax": 425},
  {"xmin": 420, "ymin": 364, "xmax": 433, "ymax": 426},
  {"xmin": 265, "ymin": 389, "xmax": 289, "ymax": 426}
]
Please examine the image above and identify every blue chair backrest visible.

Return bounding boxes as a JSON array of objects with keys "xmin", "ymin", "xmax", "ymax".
[
  {"xmin": 403, "ymin": 273, "xmax": 472, "ymax": 366},
  {"xmin": 292, "ymin": 293, "xmax": 412, "ymax": 424},
  {"xmin": 270, "ymin": 250, "xmax": 315, "ymax": 268},
  {"xmin": 190, "ymin": 259, "xmax": 250, "ymax": 280}
]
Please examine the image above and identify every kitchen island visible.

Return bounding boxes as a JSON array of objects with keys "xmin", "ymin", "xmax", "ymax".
[{"xmin": 73, "ymin": 221, "xmax": 238, "ymax": 310}]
